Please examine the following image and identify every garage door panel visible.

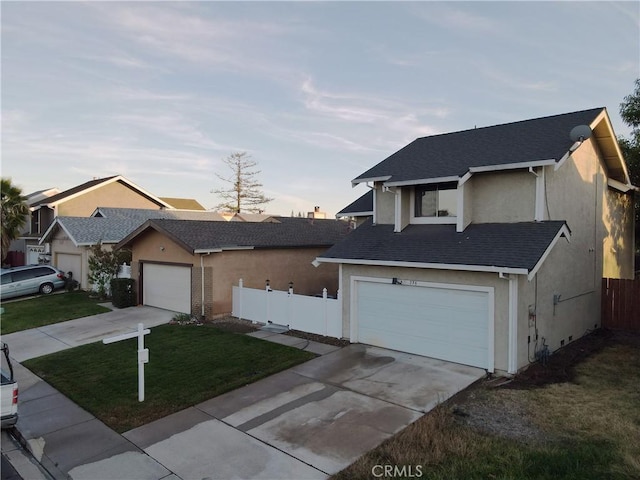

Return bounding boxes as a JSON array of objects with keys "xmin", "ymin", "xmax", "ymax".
[
  {"xmin": 56, "ymin": 253, "xmax": 82, "ymax": 281},
  {"xmin": 357, "ymin": 281, "xmax": 490, "ymax": 369},
  {"xmin": 143, "ymin": 264, "xmax": 191, "ymax": 314}
]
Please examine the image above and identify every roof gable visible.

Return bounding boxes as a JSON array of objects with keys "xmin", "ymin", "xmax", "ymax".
[
  {"xmin": 30, "ymin": 176, "xmax": 172, "ymax": 209},
  {"xmin": 40, "ymin": 216, "xmax": 144, "ymax": 246},
  {"xmin": 353, "ymin": 108, "xmax": 606, "ymax": 186}
]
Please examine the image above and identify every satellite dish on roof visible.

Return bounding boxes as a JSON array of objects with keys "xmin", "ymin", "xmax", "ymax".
[{"xmin": 569, "ymin": 125, "xmax": 592, "ymax": 142}]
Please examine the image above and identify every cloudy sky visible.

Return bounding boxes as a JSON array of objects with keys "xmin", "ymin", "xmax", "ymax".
[{"xmin": 2, "ymin": 1, "xmax": 639, "ymax": 217}]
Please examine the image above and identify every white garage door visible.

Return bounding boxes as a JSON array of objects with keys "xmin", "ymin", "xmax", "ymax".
[
  {"xmin": 356, "ymin": 280, "xmax": 492, "ymax": 369},
  {"xmin": 143, "ymin": 263, "xmax": 191, "ymax": 314},
  {"xmin": 56, "ymin": 253, "xmax": 82, "ymax": 281}
]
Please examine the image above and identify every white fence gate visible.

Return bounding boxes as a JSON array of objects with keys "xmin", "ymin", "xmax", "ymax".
[{"xmin": 232, "ymin": 279, "xmax": 342, "ymax": 338}]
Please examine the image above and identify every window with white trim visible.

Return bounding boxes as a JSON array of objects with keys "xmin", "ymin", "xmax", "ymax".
[{"xmin": 414, "ymin": 182, "xmax": 458, "ymax": 218}]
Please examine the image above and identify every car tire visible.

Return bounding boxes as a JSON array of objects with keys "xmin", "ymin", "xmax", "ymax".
[{"xmin": 39, "ymin": 283, "xmax": 54, "ymax": 295}]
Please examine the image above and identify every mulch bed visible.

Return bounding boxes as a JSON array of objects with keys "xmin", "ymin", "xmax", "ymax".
[
  {"xmin": 204, "ymin": 316, "xmax": 350, "ymax": 347},
  {"xmin": 284, "ymin": 329, "xmax": 351, "ymax": 347},
  {"xmin": 502, "ymin": 328, "xmax": 639, "ymax": 389}
]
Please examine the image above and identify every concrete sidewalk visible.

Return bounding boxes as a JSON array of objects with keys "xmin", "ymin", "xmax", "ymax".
[
  {"xmin": 6, "ymin": 313, "xmax": 485, "ymax": 480},
  {"xmin": 2, "ymin": 306, "xmax": 175, "ymax": 362}
]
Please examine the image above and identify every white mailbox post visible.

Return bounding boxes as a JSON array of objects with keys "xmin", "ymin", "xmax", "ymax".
[{"xmin": 103, "ymin": 323, "xmax": 150, "ymax": 402}]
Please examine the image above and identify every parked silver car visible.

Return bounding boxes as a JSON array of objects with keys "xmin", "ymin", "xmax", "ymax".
[{"xmin": 0, "ymin": 265, "xmax": 66, "ymax": 300}]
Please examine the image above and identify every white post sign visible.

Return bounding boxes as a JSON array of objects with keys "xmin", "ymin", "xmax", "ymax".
[{"xmin": 103, "ymin": 323, "xmax": 150, "ymax": 402}]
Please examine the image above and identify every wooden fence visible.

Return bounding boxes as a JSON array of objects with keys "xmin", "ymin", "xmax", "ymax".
[{"xmin": 601, "ymin": 278, "xmax": 640, "ymax": 333}]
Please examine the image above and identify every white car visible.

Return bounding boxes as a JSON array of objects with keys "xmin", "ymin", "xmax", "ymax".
[{"xmin": 0, "ymin": 343, "xmax": 18, "ymax": 429}]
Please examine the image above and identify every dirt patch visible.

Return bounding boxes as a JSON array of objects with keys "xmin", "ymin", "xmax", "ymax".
[
  {"xmin": 284, "ymin": 329, "xmax": 350, "ymax": 347},
  {"xmin": 446, "ymin": 329, "xmax": 640, "ymax": 444},
  {"xmin": 504, "ymin": 328, "xmax": 639, "ymax": 389},
  {"xmin": 205, "ymin": 316, "xmax": 261, "ymax": 334},
  {"xmin": 449, "ymin": 387, "xmax": 548, "ymax": 444}
]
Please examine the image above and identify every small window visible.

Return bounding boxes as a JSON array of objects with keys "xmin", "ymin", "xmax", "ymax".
[
  {"xmin": 415, "ymin": 182, "xmax": 458, "ymax": 217},
  {"xmin": 1, "ymin": 273, "xmax": 12, "ymax": 285}
]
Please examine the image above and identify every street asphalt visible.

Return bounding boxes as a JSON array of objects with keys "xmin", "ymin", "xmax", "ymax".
[{"xmin": 1, "ymin": 306, "xmax": 485, "ymax": 480}]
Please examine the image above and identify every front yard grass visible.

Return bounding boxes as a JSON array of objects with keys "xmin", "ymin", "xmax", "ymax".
[
  {"xmin": 23, "ymin": 324, "xmax": 316, "ymax": 433},
  {"xmin": 1, "ymin": 291, "xmax": 111, "ymax": 334},
  {"xmin": 334, "ymin": 331, "xmax": 640, "ymax": 480}
]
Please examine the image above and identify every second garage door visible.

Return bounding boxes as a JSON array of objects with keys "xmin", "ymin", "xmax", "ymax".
[
  {"xmin": 143, "ymin": 263, "xmax": 191, "ymax": 314},
  {"xmin": 356, "ymin": 280, "xmax": 493, "ymax": 370},
  {"xmin": 56, "ymin": 253, "xmax": 82, "ymax": 282}
]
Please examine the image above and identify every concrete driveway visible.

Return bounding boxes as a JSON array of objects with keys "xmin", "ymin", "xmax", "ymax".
[
  {"xmin": 2, "ymin": 305, "xmax": 175, "ymax": 362},
  {"xmin": 119, "ymin": 344, "xmax": 485, "ymax": 479},
  {"xmin": 7, "ymin": 306, "xmax": 485, "ymax": 479}
]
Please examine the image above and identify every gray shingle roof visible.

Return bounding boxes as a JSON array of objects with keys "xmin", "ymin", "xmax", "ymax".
[
  {"xmin": 49, "ymin": 217, "xmax": 144, "ymax": 245},
  {"xmin": 45, "ymin": 208, "xmax": 228, "ymax": 246},
  {"xmin": 353, "ymin": 108, "xmax": 604, "ymax": 184},
  {"xmin": 318, "ymin": 220, "xmax": 568, "ymax": 271},
  {"xmin": 119, "ymin": 217, "xmax": 353, "ymax": 252},
  {"xmin": 95, "ymin": 207, "xmax": 226, "ymax": 222},
  {"xmin": 337, "ymin": 190, "xmax": 374, "ymax": 217}
]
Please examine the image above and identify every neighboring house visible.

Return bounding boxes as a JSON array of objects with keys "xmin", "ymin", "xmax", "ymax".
[
  {"xmin": 116, "ymin": 217, "xmax": 352, "ymax": 318},
  {"xmin": 316, "ymin": 108, "xmax": 636, "ymax": 376},
  {"xmin": 20, "ymin": 176, "xmax": 172, "ymax": 265},
  {"xmin": 6, "ymin": 187, "xmax": 60, "ymax": 266},
  {"xmin": 39, "ymin": 208, "xmax": 227, "ymax": 289},
  {"xmin": 159, "ymin": 197, "xmax": 206, "ymax": 210},
  {"xmin": 336, "ymin": 190, "xmax": 374, "ymax": 227},
  {"xmin": 308, "ymin": 206, "xmax": 327, "ymax": 219}
]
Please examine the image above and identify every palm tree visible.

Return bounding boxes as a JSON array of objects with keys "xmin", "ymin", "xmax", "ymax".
[{"xmin": 1, "ymin": 178, "xmax": 29, "ymax": 263}]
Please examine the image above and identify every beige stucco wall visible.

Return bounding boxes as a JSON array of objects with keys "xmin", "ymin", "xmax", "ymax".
[
  {"xmin": 399, "ymin": 188, "xmax": 410, "ymax": 230},
  {"xmin": 462, "ymin": 180, "xmax": 473, "ymax": 229},
  {"xmin": 470, "ymin": 170, "xmax": 536, "ymax": 223},
  {"xmin": 129, "ymin": 228, "xmax": 339, "ymax": 318},
  {"xmin": 339, "ymin": 264, "xmax": 511, "ymax": 372},
  {"xmin": 375, "ymin": 184, "xmax": 395, "ymax": 225},
  {"xmin": 518, "ymin": 239, "xmax": 601, "ymax": 369},
  {"xmin": 57, "ymin": 181, "xmax": 161, "ymax": 217},
  {"xmin": 515, "ymin": 138, "xmax": 611, "ymax": 368}
]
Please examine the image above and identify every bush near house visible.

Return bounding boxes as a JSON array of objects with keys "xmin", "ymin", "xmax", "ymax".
[{"xmin": 110, "ymin": 278, "xmax": 136, "ymax": 308}]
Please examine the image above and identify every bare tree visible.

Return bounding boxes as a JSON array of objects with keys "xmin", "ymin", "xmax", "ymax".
[{"xmin": 211, "ymin": 152, "xmax": 273, "ymax": 213}]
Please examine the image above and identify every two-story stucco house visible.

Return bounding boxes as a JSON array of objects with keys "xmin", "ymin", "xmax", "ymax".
[
  {"xmin": 316, "ymin": 108, "xmax": 635, "ymax": 375},
  {"xmin": 16, "ymin": 175, "xmax": 173, "ymax": 266}
]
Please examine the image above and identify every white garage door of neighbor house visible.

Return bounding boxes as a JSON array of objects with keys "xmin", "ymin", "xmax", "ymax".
[
  {"xmin": 143, "ymin": 263, "xmax": 191, "ymax": 314},
  {"xmin": 56, "ymin": 253, "xmax": 82, "ymax": 281},
  {"xmin": 356, "ymin": 280, "xmax": 492, "ymax": 369}
]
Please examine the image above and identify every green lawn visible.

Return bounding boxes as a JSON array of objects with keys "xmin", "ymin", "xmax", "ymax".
[
  {"xmin": 333, "ymin": 334, "xmax": 640, "ymax": 480},
  {"xmin": 1, "ymin": 291, "xmax": 111, "ymax": 334},
  {"xmin": 24, "ymin": 324, "xmax": 316, "ymax": 432}
]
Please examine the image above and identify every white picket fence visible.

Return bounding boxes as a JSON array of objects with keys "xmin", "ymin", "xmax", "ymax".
[{"xmin": 232, "ymin": 279, "xmax": 342, "ymax": 338}]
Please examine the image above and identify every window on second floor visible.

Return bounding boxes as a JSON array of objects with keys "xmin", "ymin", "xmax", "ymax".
[{"xmin": 414, "ymin": 182, "xmax": 458, "ymax": 218}]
